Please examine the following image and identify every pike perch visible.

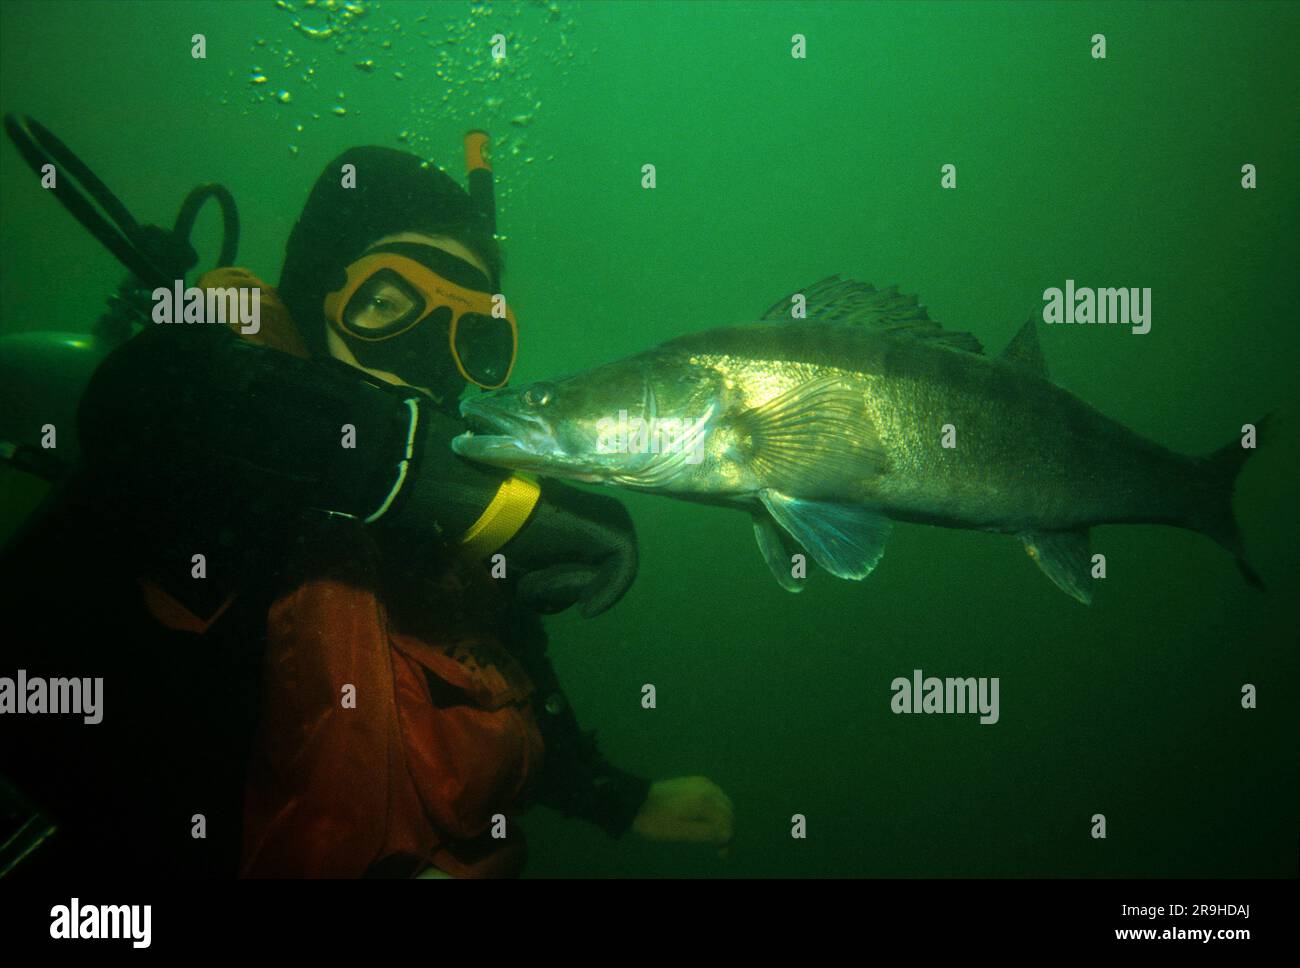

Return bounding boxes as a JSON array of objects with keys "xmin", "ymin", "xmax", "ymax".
[{"xmin": 453, "ymin": 277, "xmax": 1264, "ymax": 602}]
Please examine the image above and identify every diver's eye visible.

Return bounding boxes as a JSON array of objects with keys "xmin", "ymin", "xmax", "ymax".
[
  {"xmin": 524, "ymin": 382, "xmax": 554, "ymax": 408},
  {"xmin": 348, "ymin": 280, "xmax": 416, "ymax": 330}
]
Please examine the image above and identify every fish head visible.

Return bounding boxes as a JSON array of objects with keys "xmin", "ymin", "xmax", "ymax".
[{"xmin": 453, "ymin": 351, "xmax": 725, "ymax": 489}]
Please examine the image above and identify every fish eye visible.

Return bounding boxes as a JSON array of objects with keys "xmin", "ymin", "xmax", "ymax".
[{"xmin": 524, "ymin": 382, "xmax": 554, "ymax": 408}]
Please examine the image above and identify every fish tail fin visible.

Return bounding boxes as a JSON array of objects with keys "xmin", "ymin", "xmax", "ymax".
[{"xmin": 1187, "ymin": 415, "xmax": 1272, "ymax": 591}]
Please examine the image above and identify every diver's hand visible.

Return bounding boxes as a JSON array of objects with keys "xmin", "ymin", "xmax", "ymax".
[
  {"xmin": 630, "ymin": 777, "xmax": 735, "ymax": 852},
  {"xmin": 501, "ymin": 480, "xmax": 638, "ymax": 618}
]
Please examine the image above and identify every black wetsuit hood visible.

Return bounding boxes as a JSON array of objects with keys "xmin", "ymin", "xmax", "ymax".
[{"xmin": 277, "ymin": 146, "xmax": 501, "ymax": 393}]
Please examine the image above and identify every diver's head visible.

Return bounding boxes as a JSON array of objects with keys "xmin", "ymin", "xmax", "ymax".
[{"xmin": 278, "ymin": 146, "xmax": 511, "ymax": 411}]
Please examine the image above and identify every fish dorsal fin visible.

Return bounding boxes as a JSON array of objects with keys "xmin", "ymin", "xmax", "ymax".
[
  {"xmin": 759, "ymin": 275, "xmax": 930, "ymax": 327},
  {"xmin": 999, "ymin": 315, "xmax": 1048, "ymax": 376},
  {"xmin": 759, "ymin": 275, "xmax": 983, "ymax": 354},
  {"xmin": 731, "ymin": 375, "xmax": 887, "ymax": 494}
]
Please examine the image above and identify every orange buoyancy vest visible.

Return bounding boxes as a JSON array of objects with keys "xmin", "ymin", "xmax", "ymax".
[{"xmin": 240, "ymin": 557, "xmax": 545, "ymax": 878}]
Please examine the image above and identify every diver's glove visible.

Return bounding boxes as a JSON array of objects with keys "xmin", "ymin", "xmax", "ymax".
[{"xmin": 501, "ymin": 480, "xmax": 639, "ymax": 618}]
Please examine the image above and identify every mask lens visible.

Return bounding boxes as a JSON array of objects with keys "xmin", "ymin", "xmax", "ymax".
[
  {"xmin": 454, "ymin": 312, "xmax": 515, "ymax": 388},
  {"xmin": 343, "ymin": 269, "xmax": 424, "ymax": 337}
]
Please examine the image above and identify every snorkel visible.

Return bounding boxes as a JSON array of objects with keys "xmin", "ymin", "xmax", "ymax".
[{"xmin": 463, "ymin": 130, "xmax": 496, "ymax": 240}]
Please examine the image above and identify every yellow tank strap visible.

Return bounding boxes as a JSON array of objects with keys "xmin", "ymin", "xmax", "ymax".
[{"xmin": 459, "ymin": 472, "xmax": 541, "ymax": 559}]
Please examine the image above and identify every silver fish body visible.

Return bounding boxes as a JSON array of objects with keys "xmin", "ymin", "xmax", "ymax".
[{"xmin": 454, "ymin": 277, "xmax": 1263, "ymax": 602}]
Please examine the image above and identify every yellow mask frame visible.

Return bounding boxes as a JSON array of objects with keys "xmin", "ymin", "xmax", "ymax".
[{"xmin": 324, "ymin": 248, "xmax": 518, "ymax": 390}]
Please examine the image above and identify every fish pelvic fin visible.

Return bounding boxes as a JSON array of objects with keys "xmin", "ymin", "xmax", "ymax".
[
  {"xmin": 752, "ymin": 513, "xmax": 805, "ymax": 592},
  {"xmin": 733, "ymin": 375, "xmax": 886, "ymax": 494},
  {"xmin": 759, "ymin": 490, "xmax": 891, "ymax": 581},
  {"xmin": 1186, "ymin": 415, "xmax": 1274, "ymax": 591},
  {"xmin": 1020, "ymin": 529, "xmax": 1094, "ymax": 605}
]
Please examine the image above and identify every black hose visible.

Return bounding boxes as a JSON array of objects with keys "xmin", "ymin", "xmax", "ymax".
[
  {"xmin": 3, "ymin": 113, "xmax": 163, "ymax": 285},
  {"xmin": 3, "ymin": 114, "xmax": 240, "ymax": 286},
  {"xmin": 174, "ymin": 183, "xmax": 240, "ymax": 270}
]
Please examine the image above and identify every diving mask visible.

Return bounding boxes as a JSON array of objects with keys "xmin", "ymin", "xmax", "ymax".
[{"xmin": 324, "ymin": 241, "xmax": 517, "ymax": 390}]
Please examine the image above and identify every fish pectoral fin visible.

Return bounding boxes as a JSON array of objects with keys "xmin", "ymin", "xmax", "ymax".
[
  {"xmin": 760, "ymin": 490, "xmax": 891, "ymax": 581},
  {"xmin": 735, "ymin": 375, "xmax": 886, "ymax": 493},
  {"xmin": 752, "ymin": 513, "xmax": 805, "ymax": 592},
  {"xmin": 1020, "ymin": 529, "xmax": 1094, "ymax": 605}
]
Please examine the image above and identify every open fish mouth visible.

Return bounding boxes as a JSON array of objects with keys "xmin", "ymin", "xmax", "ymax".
[
  {"xmin": 452, "ymin": 393, "xmax": 605, "ymax": 480},
  {"xmin": 452, "ymin": 424, "xmax": 536, "ymax": 464},
  {"xmin": 452, "ymin": 397, "xmax": 549, "ymax": 464}
]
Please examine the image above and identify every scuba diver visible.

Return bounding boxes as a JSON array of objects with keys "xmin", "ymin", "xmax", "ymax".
[{"xmin": 0, "ymin": 117, "xmax": 733, "ymax": 877}]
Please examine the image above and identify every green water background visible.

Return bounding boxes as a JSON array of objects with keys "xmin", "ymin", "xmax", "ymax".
[{"xmin": 2, "ymin": 0, "xmax": 1297, "ymax": 877}]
